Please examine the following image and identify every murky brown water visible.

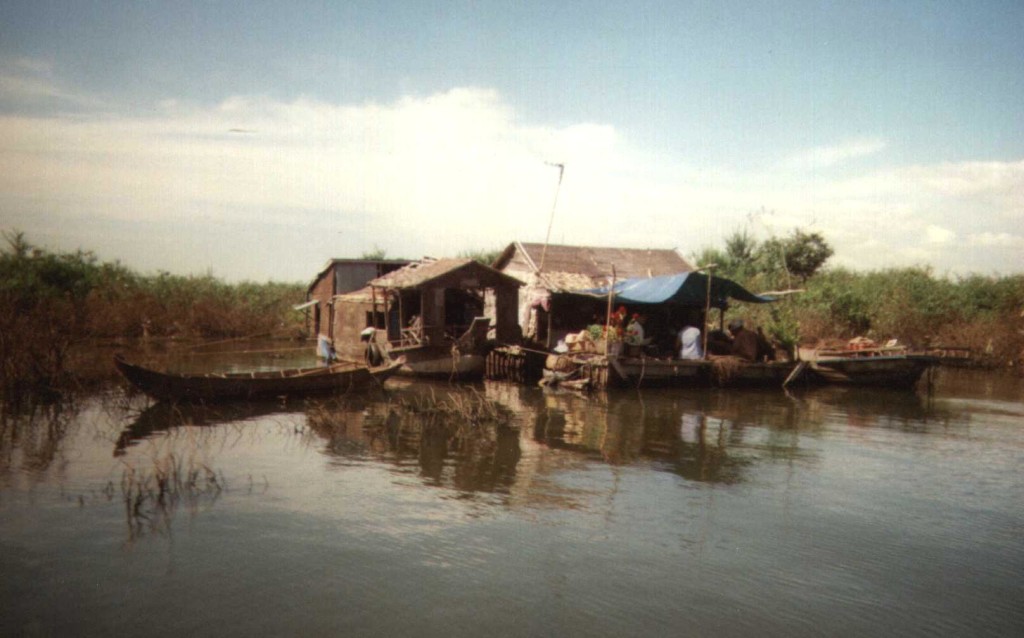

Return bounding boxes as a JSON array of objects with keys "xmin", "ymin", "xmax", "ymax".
[{"xmin": 2, "ymin": 354, "xmax": 1022, "ymax": 637}]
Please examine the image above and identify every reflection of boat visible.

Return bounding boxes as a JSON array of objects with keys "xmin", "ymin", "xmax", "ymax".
[
  {"xmin": 114, "ymin": 400, "xmax": 292, "ymax": 456},
  {"xmin": 114, "ymin": 354, "xmax": 403, "ymax": 402},
  {"xmin": 800, "ymin": 347, "xmax": 938, "ymax": 388}
]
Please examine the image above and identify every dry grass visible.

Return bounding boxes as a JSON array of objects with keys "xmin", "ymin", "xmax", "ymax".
[{"xmin": 118, "ymin": 445, "xmax": 225, "ymax": 539}]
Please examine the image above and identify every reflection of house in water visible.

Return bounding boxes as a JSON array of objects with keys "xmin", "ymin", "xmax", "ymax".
[
  {"xmin": 306, "ymin": 387, "xmax": 523, "ymax": 496},
  {"xmin": 524, "ymin": 390, "xmax": 820, "ymax": 485}
]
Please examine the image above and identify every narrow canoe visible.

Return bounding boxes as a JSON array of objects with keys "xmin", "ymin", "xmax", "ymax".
[{"xmin": 114, "ymin": 354, "xmax": 403, "ymax": 402}]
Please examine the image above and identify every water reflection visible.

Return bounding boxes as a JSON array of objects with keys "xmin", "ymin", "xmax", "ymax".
[
  {"xmin": 0, "ymin": 398, "xmax": 79, "ymax": 475},
  {"xmin": 304, "ymin": 387, "xmax": 522, "ymax": 496},
  {"xmin": 520, "ymin": 383, "xmax": 968, "ymax": 485},
  {"xmin": 114, "ymin": 399, "xmax": 294, "ymax": 457}
]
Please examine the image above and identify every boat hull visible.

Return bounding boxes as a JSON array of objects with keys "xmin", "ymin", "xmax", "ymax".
[
  {"xmin": 388, "ymin": 345, "xmax": 486, "ymax": 380},
  {"xmin": 807, "ymin": 355, "xmax": 938, "ymax": 388},
  {"xmin": 545, "ymin": 354, "xmax": 797, "ymax": 389},
  {"xmin": 114, "ymin": 355, "xmax": 402, "ymax": 402},
  {"xmin": 609, "ymin": 356, "xmax": 797, "ymax": 388}
]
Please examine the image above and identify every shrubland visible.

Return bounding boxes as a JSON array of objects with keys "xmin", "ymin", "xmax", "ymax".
[
  {"xmin": 695, "ymin": 229, "xmax": 1024, "ymax": 366},
  {"xmin": 1, "ymin": 231, "xmax": 306, "ymax": 400}
]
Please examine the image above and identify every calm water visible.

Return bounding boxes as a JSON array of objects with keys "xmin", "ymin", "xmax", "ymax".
[{"xmin": 2, "ymin": 358, "xmax": 1022, "ymax": 637}]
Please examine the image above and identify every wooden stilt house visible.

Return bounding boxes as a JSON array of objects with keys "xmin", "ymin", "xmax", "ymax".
[{"xmin": 330, "ymin": 258, "xmax": 522, "ymax": 379}]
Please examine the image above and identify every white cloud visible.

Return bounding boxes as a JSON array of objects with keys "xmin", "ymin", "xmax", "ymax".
[
  {"xmin": 925, "ymin": 225, "xmax": 956, "ymax": 244},
  {"xmin": 781, "ymin": 138, "xmax": 888, "ymax": 171},
  {"xmin": 1, "ymin": 64, "xmax": 1022, "ymax": 279},
  {"xmin": 0, "ymin": 56, "xmax": 103, "ymax": 108},
  {"xmin": 968, "ymin": 232, "xmax": 1024, "ymax": 249}
]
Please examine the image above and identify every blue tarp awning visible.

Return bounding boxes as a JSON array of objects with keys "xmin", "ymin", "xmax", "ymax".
[{"xmin": 572, "ymin": 272, "xmax": 774, "ymax": 309}]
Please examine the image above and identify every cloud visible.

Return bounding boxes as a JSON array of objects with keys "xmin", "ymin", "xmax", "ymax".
[
  {"xmin": 968, "ymin": 232, "xmax": 1024, "ymax": 249},
  {"xmin": 781, "ymin": 138, "xmax": 888, "ymax": 171},
  {"xmin": 1, "ymin": 69, "xmax": 1022, "ymax": 279},
  {"xmin": 0, "ymin": 56, "xmax": 103, "ymax": 109},
  {"xmin": 925, "ymin": 225, "xmax": 956, "ymax": 244}
]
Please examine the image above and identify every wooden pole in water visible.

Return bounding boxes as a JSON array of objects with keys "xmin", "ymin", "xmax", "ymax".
[
  {"xmin": 605, "ymin": 265, "xmax": 617, "ymax": 353},
  {"xmin": 702, "ymin": 266, "xmax": 713, "ymax": 358},
  {"xmin": 397, "ymin": 290, "xmax": 404, "ymax": 337},
  {"xmin": 371, "ymin": 285, "xmax": 378, "ymax": 328},
  {"xmin": 546, "ymin": 307, "xmax": 553, "ymax": 349}
]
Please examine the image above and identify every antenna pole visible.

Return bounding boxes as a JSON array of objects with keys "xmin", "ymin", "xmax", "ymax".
[{"xmin": 538, "ymin": 162, "xmax": 564, "ymax": 272}]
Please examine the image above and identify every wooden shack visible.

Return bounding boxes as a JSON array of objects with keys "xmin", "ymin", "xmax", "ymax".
[
  {"xmin": 305, "ymin": 258, "xmax": 410, "ymax": 357},
  {"xmin": 330, "ymin": 258, "xmax": 522, "ymax": 379},
  {"xmin": 491, "ymin": 241, "xmax": 694, "ymax": 347}
]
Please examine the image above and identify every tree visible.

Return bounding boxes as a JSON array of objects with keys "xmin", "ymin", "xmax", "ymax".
[
  {"xmin": 457, "ymin": 247, "xmax": 504, "ymax": 266},
  {"xmin": 360, "ymin": 245, "xmax": 387, "ymax": 260},
  {"xmin": 758, "ymin": 230, "xmax": 833, "ymax": 283}
]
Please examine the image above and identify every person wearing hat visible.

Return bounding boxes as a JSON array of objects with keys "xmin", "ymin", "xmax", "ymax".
[
  {"xmin": 361, "ymin": 327, "xmax": 385, "ymax": 366},
  {"xmin": 728, "ymin": 318, "xmax": 759, "ymax": 361}
]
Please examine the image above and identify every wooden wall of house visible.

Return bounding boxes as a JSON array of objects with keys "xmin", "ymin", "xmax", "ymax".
[
  {"xmin": 331, "ymin": 299, "xmax": 375, "ymax": 360},
  {"xmin": 494, "ymin": 287, "xmax": 519, "ymax": 342},
  {"xmin": 421, "ymin": 288, "xmax": 446, "ymax": 344},
  {"xmin": 308, "ymin": 274, "xmax": 335, "ymax": 337}
]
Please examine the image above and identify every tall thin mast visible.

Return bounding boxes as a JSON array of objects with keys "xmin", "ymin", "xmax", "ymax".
[{"xmin": 538, "ymin": 162, "xmax": 565, "ymax": 273}]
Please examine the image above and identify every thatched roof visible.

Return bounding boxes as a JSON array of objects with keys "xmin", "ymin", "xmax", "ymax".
[
  {"xmin": 493, "ymin": 241, "xmax": 693, "ymax": 292},
  {"xmin": 368, "ymin": 258, "xmax": 523, "ymax": 290}
]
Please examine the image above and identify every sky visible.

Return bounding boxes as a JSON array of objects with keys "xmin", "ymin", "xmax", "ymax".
[{"xmin": 1, "ymin": 0, "xmax": 1022, "ymax": 282}]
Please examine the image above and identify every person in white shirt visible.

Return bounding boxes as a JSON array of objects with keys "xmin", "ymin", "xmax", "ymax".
[{"xmin": 677, "ymin": 324, "xmax": 704, "ymax": 360}]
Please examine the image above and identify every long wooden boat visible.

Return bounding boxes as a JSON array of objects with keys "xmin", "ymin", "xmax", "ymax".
[
  {"xmin": 543, "ymin": 353, "xmax": 797, "ymax": 389},
  {"xmin": 803, "ymin": 352, "xmax": 938, "ymax": 388},
  {"xmin": 543, "ymin": 346, "xmax": 943, "ymax": 390},
  {"xmin": 383, "ymin": 317, "xmax": 492, "ymax": 381},
  {"xmin": 114, "ymin": 354, "xmax": 403, "ymax": 402},
  {"xmin": 388, "ymin": 345, "xmax": 487, "ymax": 380},
  {"xmin": 608, "ymin": 355, "xmax": 798, "ymax": 388}
]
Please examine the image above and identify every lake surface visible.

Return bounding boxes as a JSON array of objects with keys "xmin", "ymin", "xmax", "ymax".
[{"xmin": 2, "ymin": 359, "xmax": 1023, "ymax": 637}]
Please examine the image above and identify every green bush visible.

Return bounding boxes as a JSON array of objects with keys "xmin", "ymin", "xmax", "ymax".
[
  {"xmin": 696, "ymin": 228, "xmax": 1024, "ymax": 363},
  {"xmin": 1, "ymin": 232, "xmax": 308, "ymax": 398}
]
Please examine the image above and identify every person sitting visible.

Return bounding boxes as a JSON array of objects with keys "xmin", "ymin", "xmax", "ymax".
[
  {"xmin": 676, "ymin": 324, "xmax": 704, "ymax": 360},
  {"xmin": 727, "ymin": 319, "xmax": 760, "ymax": 362},
  {"xmin": 706, "ymin": 329, "xmax": 733, "ymax": 355},
  {"xmin": 756, "ymin": 327, "xmax": 777, "ymax": 361},
  {"xmin": 624, "ymin": 313, "xmax": 652, "ymax": 356}
]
